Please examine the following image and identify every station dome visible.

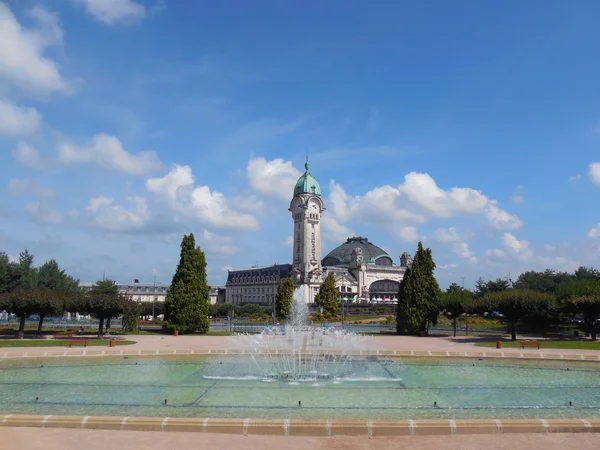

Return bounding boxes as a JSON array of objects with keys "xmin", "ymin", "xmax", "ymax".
[{"xmin": 322, "ymin": 237, "xmax": 394, "ymax": 267}]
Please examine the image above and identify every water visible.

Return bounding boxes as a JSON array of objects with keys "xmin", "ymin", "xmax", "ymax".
[
  {"xmin": 229, "ymin": 286, "xmax": 371, "ymax": 380},
  {"xmin": 0, "ymin": 356, "xmax": 598, "ymax": 420}
]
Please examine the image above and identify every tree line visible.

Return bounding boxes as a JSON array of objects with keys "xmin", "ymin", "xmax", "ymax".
[
  {"xmin": 395, "ymin": 243, "xmax": 600, "ymax": 340},
  {"xmin": 0, "ymin": 250, "xmax": 141, "ymax": 338}
]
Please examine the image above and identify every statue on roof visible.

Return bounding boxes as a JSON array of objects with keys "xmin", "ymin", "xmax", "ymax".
[{"xmin": 400, "ymin": 252, "xmax": 413, "ymax": 268}]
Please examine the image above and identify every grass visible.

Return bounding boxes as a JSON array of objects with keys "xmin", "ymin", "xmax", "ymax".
[
  {"xmin": 475, "ymin": 340, "xmax": 600, "ymax": 350},
  {"xmin": 0, "ymin": 339, "xmax": 136, "ymax": 348}
]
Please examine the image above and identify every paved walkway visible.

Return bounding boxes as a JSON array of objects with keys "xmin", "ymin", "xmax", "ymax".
[
  {"xmin": 2, "ymin": 428, "xmax": 599, "ymax": 450},
  {"xmin": 1, "ymin": 334, "xmax": 598, "ymax": 357}
]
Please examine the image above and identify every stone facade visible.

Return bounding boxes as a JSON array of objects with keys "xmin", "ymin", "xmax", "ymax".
[{"xmin": 225, "ymin": 264, "xmax": 292, "ymax": 305}]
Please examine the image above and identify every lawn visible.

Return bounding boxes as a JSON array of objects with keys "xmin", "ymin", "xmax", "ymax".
[
  {"xmin": 475, "ymin": 340, "xmax": 600, "ymax": 350},
  {"xmin": 0, "ymin": 339, "xmax": 136, "ymax": 347}
]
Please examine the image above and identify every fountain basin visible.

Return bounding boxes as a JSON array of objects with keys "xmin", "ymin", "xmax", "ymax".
[{"xmin": 0, "ymin": 355, "xmax": 598, "ymax": 421}]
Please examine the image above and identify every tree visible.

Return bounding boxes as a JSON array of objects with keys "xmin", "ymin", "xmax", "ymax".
[
  {"xmin": 15, "ymin": 250, "xmax": 37, "ymax": 289},
  {"xmin": 396, "ymin": 242, "xmax": 441, "ymax": 335},
  {"xmin": 475, "ymin": 289, "xmax": 555, "ymax": 340},
  {"xmin": 163, "ymin": 233, "xmax": 210, "ymax": 334},
  {"xmin": 557, "ymin": 281, "xmax": 600, "ymax": 340},
  {"xmin": 441, "ymin": 287, "xmax": 473, "ymax": 337},
  {"xmin": 6, "ymin": 288, "xmax": 45, "ymax": 339},
  {"xmin": 122, "ymin": 299, "xmax": 142, "ymax": 332},
  {"xmin": 474, "ymin": 277, "xmax": 511, "ymax": 299},
  {"xmin": 0, "ymin": 252, "xmax": 19, "ymax": 293},
  {"xmin": 513, "ymin": 269, "xmax": 573, "ymax": 294},
  {"xmin": 90, "ymin": 279, "xmax": 120, "ymax": 334},
  {"xmin": 574, "ymin": 266, "xmax": 600, "ymax": 282},
  {"xmin": 315, "ymin": 273, "xmax": 339, "ymax": 319},
  {"xmin": 275, "ymin": 277, "xmax": 294, "ymax": 320},
  {"xmin": 35, "ymin": 260, "xmax": 79, "ymax": 332}
]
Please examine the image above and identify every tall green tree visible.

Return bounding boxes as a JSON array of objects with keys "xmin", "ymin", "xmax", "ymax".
[
  {"xmin": 15, "ymin": 250, "xmax": 37, "ymax": 289},
  {"xmin": 90, "ymin": 279, "xmax": 120, "ymax": 333},
  {"xmin": 6, "ymin": 288, "xmax": 49, "ymax": 339},
  {"xmin": 441, "ymin": 287, "xmax": 473, "ymax": 337},
  {"xmin": 163, "ymin": 233, "xmax": 210, "ymax": 334},
  {"xmin": 396, "ymin": 242, "xmax": 441, "ymax": 335},
  {"xmin": 315, "ymin": 273, "xmax": 339, "ymax": 319},
  {"xmin": 275, "ymin": 277, "xmax": 294, "ymax": 320},
  {"xmin": 475, "ymin": 289, "xmax": 555, "ymax": 340}
]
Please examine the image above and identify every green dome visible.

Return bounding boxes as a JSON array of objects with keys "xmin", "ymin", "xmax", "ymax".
[{"xmin": 293, "ymin": 157, "xmax": 321, "ymax": 196}]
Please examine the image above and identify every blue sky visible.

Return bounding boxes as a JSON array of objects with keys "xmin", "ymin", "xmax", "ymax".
[{"xmin": 1, "ymin": 0, "xmax": 600, "ymax": 289}]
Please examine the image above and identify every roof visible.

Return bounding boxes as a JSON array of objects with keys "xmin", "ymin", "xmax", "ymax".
[
  {"xmin": 293, "ymin": 157, "xmax": 321, "ymax": 196},
  {"xmin": 322, "ymin": 237, "xmax": 394, "ymax": 267},
  {"xmin": 226, "ymin": 264, "xmax": 292, "ymax": 284}
]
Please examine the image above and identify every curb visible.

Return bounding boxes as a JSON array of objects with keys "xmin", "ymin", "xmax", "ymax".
[{"xmin": 0, "ymin": 415, "xmax": 598, "ymax": 436}]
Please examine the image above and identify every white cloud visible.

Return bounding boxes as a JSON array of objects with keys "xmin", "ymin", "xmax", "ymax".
[
  {"xmin": 438, "ymin": 264, "xmax": 457, "ymax": 270},
  {"xmin": 247, "ymin": 157, "xmax": 302, "ymax": 201},
  {"xmin": 57, "ymin": 133, "xmax": 164, "ymax": 175},
  {"xmin": 510, "ymin": 185, "xmax": 525, "ymax": 204},
  {"xmin": 395, "ymin": 226, "xmax": 422, "ymax": 242},
  {"xmin": 588, "ymin": 225, "xmax": 600, "ymax": 239},
  {"xmin": 588, "ymin": 162, "xmax": 600, "ymax": 187},
  {"xmin": 485, "ymin": 248, "xmax": 506, "ymax": 258},
  {"xmin": 24, "ymin": 201, "xmax": 63, "ymax": 225},
  {"xmin": 321, "ymin": 215, "xmax": 354, "ymax": 242},
  {"xmin": 502, "ymin": 232, "xmax": 533, "ymax": 260},
  {"xmin": 6, "ymin": 178, "xmax": 55, "ymax": 197},
  {"xmin": 0, "ymin": 3, "xmax": 70, "ymax": 96},
  {"xmin": 73, "ymin": 0, "xmax": 146, "ymax": 25},
  {"xmin": 452, "ymin": 242, "xmax": 478, "ymax": 264},
  {"xmin": 147, "ymin": 165, "xmax": 259, "ymax": 231},
  {"xmin": 12, "ymin": 141, "xmax": 44, "ymax": 169},
  {"xmin": 485, "ymin": 202, "xmax": 523, "ymax": 230},
  {"xmin": 0, "ymin": 100, "xmax": 42, "ymax": 136},
  {"xmin": 201, "ymin": 229, "xmax": 238, "ymax": 256},
  {"xmin": 85, "ymin": 195, "xmax": 148, "ymax": 232},
  {"xmin": 433, "ymin": 227, "xmax": 461, "ymax": 243},
  {"xmin": 283, "ymin": 236, "xmax": 293, "ymax": 247},
  {"xmin": 327, "ymin": 172, "xmax": 522, "ymax": 231},
  {"xmin": 569, "ymin": 174, "xmax": 582, "ymax": 183}
]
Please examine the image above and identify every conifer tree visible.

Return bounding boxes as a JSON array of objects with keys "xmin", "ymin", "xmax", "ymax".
[
  {"xmin": 315, "ymin": 273, "xmax": 339, "ymax": 319},
  {"xmin": 396, "ymin": 242, "xmax": 441, "ymax": 335},
  {"xmin": 163, "ymin": 233, "xmax": 210, "ymax": 334},
  {"xmin": 275, "ymin": 277, "xmax": 294, "ymax": 321}
]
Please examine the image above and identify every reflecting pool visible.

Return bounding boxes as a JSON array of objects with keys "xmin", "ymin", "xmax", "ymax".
[{"xmin": 0, "ymin": 355, "xmax": 598, "ymax": 420}]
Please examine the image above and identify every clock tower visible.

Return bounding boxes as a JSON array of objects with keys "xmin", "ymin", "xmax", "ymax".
[{"xmin": 289, "ymin": 157, "xmax": 325, "ymax": 303}]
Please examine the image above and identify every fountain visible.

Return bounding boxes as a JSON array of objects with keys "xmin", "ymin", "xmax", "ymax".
[{"xmin": 227, "ymin": 285, "xmax": 372, "ymax": 381}]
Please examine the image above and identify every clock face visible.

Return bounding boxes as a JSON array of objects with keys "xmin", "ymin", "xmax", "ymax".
[
  {"xmin": 309, "ymin": 201, "xmax": 319, "ymax": 212},
  {"xmin": 294, "ymin": 199, "xmax": 304, "ymax": 211}
]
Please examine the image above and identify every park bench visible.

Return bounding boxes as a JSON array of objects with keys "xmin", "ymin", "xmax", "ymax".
[
  {"xmin": 520, "ymin": 341, "xmax": 542, "ymax": 349},
  {"xmin": 68, "ymin": 340, "xmax": 88, "ymax": 348},
  {"xmin": 544, "ymin": 333, "xmax": 564, "ymax": 340},
  {"xmin": 53, "ymin": 333, "xmax": 73, "ymax": 339}
]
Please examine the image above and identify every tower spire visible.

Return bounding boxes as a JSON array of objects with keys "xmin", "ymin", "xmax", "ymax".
[{"xmin": 305, "ymin": 155, "xmax": 310, "ymax": 172}]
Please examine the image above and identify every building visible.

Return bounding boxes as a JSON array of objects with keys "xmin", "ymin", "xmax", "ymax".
[
  {"xmin": 80, "ymin": 279, "xmax": 168, "ymax": 302},
  {"xmin": 223, "ymin": 158, "xmax": 411, "ymax": 305},
  {"xmin": 210, "ymin": 286, "xmax": 226, "ymax": 305},
  {"xmin": 322, "ymin": 238, "xmax": 412, "ymax": 303},
  {"xmin": 225, "ymin": 264, "xmax": 292, "ymax": 305}
]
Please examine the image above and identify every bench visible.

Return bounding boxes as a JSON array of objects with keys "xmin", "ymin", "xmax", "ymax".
[
  {"xmin": 68, "ymin": 340, "xmax": 88, "ymax": 348},
  {"xmin": 53, "ymin": 333, "xmax": 73, "ymax": 339},
  {"xmin": 520, "ymin": 341, "xmax": 542, "ymax": 349},
  {"xmin": 544, "ymin": 333, "xmax": 564, "ymax": 340}
]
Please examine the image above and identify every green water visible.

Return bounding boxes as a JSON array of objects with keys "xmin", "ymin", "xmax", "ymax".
[{"xmin": 0, "ymin": 356, "xmax": 598, "ymax": 420}]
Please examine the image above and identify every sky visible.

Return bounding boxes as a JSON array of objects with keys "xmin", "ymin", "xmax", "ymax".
[{"xmin": 1, "ymin": 0, "xmax": 600, "ymax": 289}]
